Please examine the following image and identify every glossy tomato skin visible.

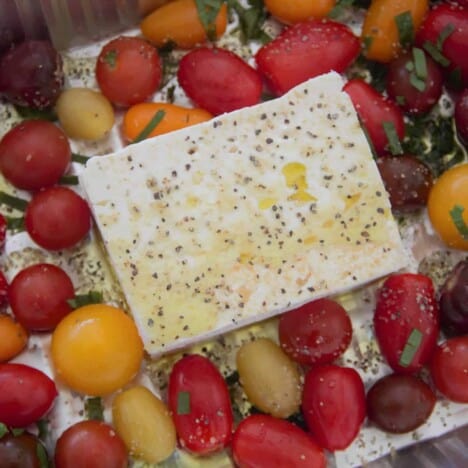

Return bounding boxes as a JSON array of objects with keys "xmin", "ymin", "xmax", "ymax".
[
  {"xmin": 278, "ymin": 298, "xmax": 352, "ymax": 366},
  {"xmin": 430, "ymin": 336, "xmax": 468, "ymax": 403},
  {"xmin": 0, "ymin": 363, "xmax": 57, "ymax": 427},
  {"xmin": 96, "ymin": 36, "xmax": 162, "ymax": 107},
  {"xmin": 343, "ymin": 79, "xmax": 405, "ymax": 155},
  {"xmin": 0, "ymin": 214, "xmax": 6, "ymax": 251},
  {"xmin": 374, "ymin": 273, "xmax": 439, "ymax": 374},
  {"xmin": 0, "ymin": 432, "xmax": 49, "ymax": 468},
  {"xmin": 302, "ymin": 365, "xmax": 366, "ymax": 451},
  {"xmin": 55, "ymin": 420, "xmax": 128, "ymax": 468},
  {"xmin": 455, "ymin": 88, "xmax": 468, "ymax": 147},
  {"xmin": 167, "ymin": 354, "xmax": 233, "ymax": 454},
  {"xmin": 25, "ymin": 186, "xmax": 91, "ymax": 250},
  {"xmin": 256, "ymin": 20, "xmax": 360, "ymax": 96},
  {"xmin": 177, "ymin": 47, "xmax": 262, "ymax": 115},
  {"xmin": 0, "ymin": 270, "xmax": 8, "ymax": 309},
  {"xmin": 0, "ymin": 120, "xmax": 71, "ymax": 191},
  {"xmin": 232, "ymin": 414, "xmax": 326, "ymax": 468},
  {"xmin": 416, "ymin": 2, "xmax": 468, "ymax": 88}
]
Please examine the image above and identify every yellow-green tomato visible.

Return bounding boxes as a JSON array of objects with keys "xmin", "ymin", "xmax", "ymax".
[
  {"xmin": 112, "ymin": 385, "xmax": 176, "ymax": 464},
  {"xmin": 56, "ymin": 87, "xmax": 115, "ymax": 140},
  {"xmin": 236, "ymin": 337, "xmax": 302, "ymax": 418}
]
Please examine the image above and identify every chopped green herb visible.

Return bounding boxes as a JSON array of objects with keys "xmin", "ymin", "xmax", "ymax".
[
  {"xmin": 132, "ymin": 110, "xmax": 166, "ymax": 143},
  {"xmin": 328, "ymin": 0, "xmax": 355, "ymax": 19},
  {"xmin": 362, "ymin": 36, "xmax": 374, "ymax": 53},
  {"xmin": 85, "ymin": 397, "xmax": 104, "ymax": 421},
  {"xmin": 437, "ymin": 23, "xmax": 455, "ymax": 50},
  {"xmin": 14, "ymin": 105, "xmax": 56, "ymax": 121},
  {"xmin": 396, "ymin": 95, "xmax": 406, "ymax": 106},
  {"xmin": 409, "ymin": 72, "xmax": 426, "ymax": 92},
  {"xmin": 36, "ymin": 443, "xmax": 49, "ymax": 468},
  {"xmin": 413, "ymin": 47, "xmax": 427, "ymax": 80},
  {"xmin": 423, "ymin": 41, "xmax": 450, "ymax": 67},
  {"xmin": 5, "ymin": 216, "xmax": 25, "ymax": 231},
  {"xmin": 399, "ymin": 328, "xmax": 423, "ymax": 367},
  {"xmin": 67, "ymin": 290, "xmax": 103, "ymax": 309},
  {"xmin": 405, "ymin": 61, "xmax": 415, "ymax": 72},
  {"xmin": 395, "ymin": 11, "xmax": 414, "ymax": 49},
  {"xmin": 0, "ymin": 422, "xmax": 8, "ymax": 438},
  {"xmin": 228, "ymin": 0, "xmax": 270, "ymax": 43},
  {"xmin": 449, "ymin": 205, "xmax": 468, "ymax": 240},
  {"xmin": 59, "ymin": 175, "xmax": 79, "ymax": 185},
  {"xmin": 0, "ymin": 191, "xmax": 28, "ymax": 212},
  {"xmin": 37, "ymin": 419, "xmax": 49, "ymax": 441},
  {"xmin": 11, "ymin": 428, "xmax": 24, "ymax": 436},
  {"xmin": 71, "ymin": 153, "xmax": 89, "ymax": 164},
  {"xmin": 382, "ymin": 121, "xmax": 403, "ymax": 155},
  {"xmin": 103, "ymin": 49, "xmax": 117, "ymax": 68},
  {"xmin": 177, "ymin": 391, "xmax": 191, "ymax": 415},
  {"xmin": 195, "ymin": 0, "xmax": 224, "ymax": 41}
]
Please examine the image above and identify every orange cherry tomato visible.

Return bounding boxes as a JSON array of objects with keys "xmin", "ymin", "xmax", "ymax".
[
  {"xmin": 140, "ymin": 0, "xmax": 228, "ymax": 48},
  {"xmin": 0, "ymin": 314, "xmax": 28, "ymax": 362},
  {"xmin": 123, "ymin": 102, "xmax": 212, "ymax": 141},
  {"xmin": 362, "ymin": 0, "xmax": 429, "ymax": 62},
  {"xmin": 51, "ymin": 304, "xmax": 144, "ymax": 396},
  {"xmin": 427, "ymin": 163, "xmax": 468, "ymax": 251},
  {"xmin": 264, "ymin": 0, "xmax": 336, "ymax": 24}
]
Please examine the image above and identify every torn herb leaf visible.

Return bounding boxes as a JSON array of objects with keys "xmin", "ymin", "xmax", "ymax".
[
  {"xmin": 228, "ymin": 0, "xmax": 270, "ymax": 43},
  {"xmin": 395, "ymin": 11, "xmax": 414, "ymax": 49},
  {"xmin": 195, "ymin": 0, "xmax": 224, "ymax": 41},
  {"xmin": 67, "ymin": 291, "xmax": 103, "ymax": 309}
]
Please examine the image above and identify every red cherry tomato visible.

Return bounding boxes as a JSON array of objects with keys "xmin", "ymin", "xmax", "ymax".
[
  {"xmin": 0, "ymin": 213, "xmax": 6, "ymax": 251},
  {"xmin": 302, "ymin": 365, "xmax": 366, "ymax": 451},
  {"xmin": 374, "ymin": 273, "xmax": 439, "ymax": 374},
  {"xmin": 255, "ymin": 20, "xmax": 360, "ymax": 96},
  {"xmin": 232, "ymin": 414, "xmax": 326, "ymax": 468},
  {"xmin": 416, "ymin": 2, "xmax": 468, "ymax": 88},
  {"xmin": 430, "ymin": 336, "xmax": 468, "ymax": 403},
  {"xmin": 177, "ymin": 47, "xmax": 262, "ymax": 115},
  {"xmin": 343, "ymin": 79, "xmax": 405, "ymax": 155},
  {"xmin": 25, "ymin": 186, "xmax": 91, "ymax": 250},
  {"xmin": 0, "ymin": 363, "xmax": 57, "ymax": 427},
  {"xmin": 0, "ymin": 270, "xmax": 8, "ymax": 309},
  {"xmin": 55, "ymin": 420, "xmax": 128, "ymax": 468},
  {"xmin": 0, "ymin": 432, "xmax": 49, "ymax": 468},
  {"xmin": 167, "ymin": 354, "xmax": 233, "ymax": 454},
  {"xmin": 455, "ymin": 88, "xmax": 468, "ymax": 147},
  {"xmin": 96, "ymin": 36, "xmax": 162, "ymax": 107},
  {"xmin": 9, "ymin": 263, "xmax": 74, "ymax": 331},
  {"xmin": 0, "ymin": 120, "xmax": 71, "ymax": 191},
  {"xmin": 278, "ymin": 298, "xmax": 352, "ymax": 366}
]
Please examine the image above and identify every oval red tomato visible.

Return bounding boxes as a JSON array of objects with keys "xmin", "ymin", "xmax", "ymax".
[
  {"xmin": 255, "ymin": 19, "xmax": 360, "ymax": 96},
  {"xmin": 0, "ymin": 363, "xmax": 57, "ymax": 427},
  {"xmin": 374, "ymin": 273, "xmax": 439, "ymax": 374},
  {"xmin": 302, "ymin": 365, "xmax": 366, "ymax": 451},
  {"xmin": 167, "ymin": 354, "xmax": 233, "ymax": 454},
  {"xmin": 177, "ymin": 47, "xmax": 262, "ymax": 115},
  {"xmin": 232, "ymin": 414, "xmax": 326, "ymax": 468},
  {"xmin": 55, "ymin": 420, "xmax": 128, "ymax": 468}
]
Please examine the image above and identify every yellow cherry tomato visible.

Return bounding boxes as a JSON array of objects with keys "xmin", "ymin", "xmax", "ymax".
[
  {"xmin": 51, "ymin": 304, "xmax": 144, "ymax": 396},
  {"xmin": 264, "ymin": 0, "xmax": 336, "ymax": 24},
  {"xmin": 427, "ymin": 163, "xmax": 468, "ymax": 251}
]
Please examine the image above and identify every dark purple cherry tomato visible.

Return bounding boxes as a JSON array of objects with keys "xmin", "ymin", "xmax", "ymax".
[
  {"xmin": 167, "ymin": 354, "xmax": 233, "ymax": 455},
  {"xmin": 376, "ymin": 155, "xmax": 433, "ymax": 213},
  {"xmin": 0, "ymin": 363, "xmax": 57, "ymax": 427},
  {"xmin": 0, "ymin": 432, "xmax": 49, "ymax": 468},
  {"xmin": 178, "ymin": 47, "xmax": 262, "ymax": 115},
  {"xmin": 25, "ymin": 186, "xmax": 91, "ymax": 251},
  {"xmin": 367, "ymin": 373, "xmax": 436, "ymax": 434},
  {"xmin": 386, "ymin": 49, "xmax": 443, "ymax": 114},
  {"xmin": 9, "ymin": 263, "xmax": 74, "ymax": 331},
  {"xmin": 302, "ymin": 365, "xmax": 366, "ymax": 451},
  {"xmin": 0, "ymin": 120, "xmax": 71, "ymax": 190},
  {"xmin": 279, "ymin": 298, "xmax": 352, "ymax": 366},
  {"xmin": 232, "ymin": 414, "xmax": 326, "ymax": 468},
  {"xmin": 455, "ymin": 88, "xmax": 468, "ymax": 147},
  {"xmin": 0, "ymin": 40, "xmax": 63, "ymax": 109}
]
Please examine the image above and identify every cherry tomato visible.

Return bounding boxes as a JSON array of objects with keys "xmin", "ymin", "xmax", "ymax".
[
  {"xmin": 278, "ymin": 298, "xmax": 352, "ymax": 366},
  {"xmin": 430, "ymin": 336, "xmax": 468, "ymax": 403},
  {"xmin": 256, "ymin": 20, "xmax": 360, "ymax": 96},
  {"xmin": 9, "ymin": 263, "xmax": 74, "ymax": 331},
  {"xmin": 264, "ymin": 0, "xmax": 336, "ymax": 24},
  {"xmin": 25, "ymin": 186, "xmax": 91, "ymax": 251},
  {"xmin": 0, "ymin": 270, "xmax": 8, "ymax": 309},
  {"xmin": 367, "ymin": 374, "xmax": 436, "ymax": 433},
  {"xmin": 232, "ymin": 414, "xmax": 326, "ymax": 468},
  {"xmin": 0, "ymin": 213, "xmax": 6, "ymax": 251},
  {"xmin": 0, "ymin": 314, "xmax": 28, "ymax": 362},
  {"xmin": 374, "ymin": 273, "xmax": 439, "ymax": 374},
  {"xmin": 55, "ymin": 420, "xmax": 128, "ymax": 468},
  {"xmin": 386, "ymin": 49, "xmax": 443, "ymax": 115},
  {"xmin": 51, "ymin": 304, "xmax": 143, "ymax": 396},
  {"xmin": 344, "ymin": 79, "xmax": 405, "ymax": 156},
  {"xmin": 177, "ymin": 47, "xmax": 262, "ymax": 115},
  {"xmin": 427, "ymin": 163, "xmax": 468, "ymax": 250},
  {"xmin": 0, "ymin": 363, "xmax": 57, "ymax": 427},
  {"xmin": 0, "ymin": 432, "xmax": 49, "ymax": 468},
  {"xmin": 302, "ymin": 365, "xmax": 366, "ymax": 451},
  {"xmin": 455, "ymin": 89, "xmax": 468, "ymax": 147},
  {"xmin": 96, "ymin": 36, "xmax": 162, "ymax": 107},
  {"xmin": 122, "ymin": 102, "xmax": 212, "ymax": 141},
  {"xmin": 362, "ymin": 0, "xmax": 429, "ymax": 63},
  {"xmin": 0, "ymin": 120, "xmax": 71, "ymax": 191},
  {"xmin": 167, "ymin": 354, "xmax": 233, "ymax": 454},
  {"xmin": 140, "ymin": 0, "xmax": 228, "ymax": 49},
  {"xmin": 416, "ymin": 2, "xmax": 468, "ymax": 88}
]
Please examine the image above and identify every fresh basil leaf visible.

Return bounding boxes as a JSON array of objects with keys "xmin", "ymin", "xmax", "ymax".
[
  {"xmin": 228, "ymin": 0, "xmax": 270, "ymax": 42},
  {"xmin": 195, "ymin": 0, "xmax": 224, "ymax": 41}
]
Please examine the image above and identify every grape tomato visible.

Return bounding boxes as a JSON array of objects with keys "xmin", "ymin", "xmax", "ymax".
[{"xmin": 0, "ymin": 432, "xmax": 49, "ymax": 468}]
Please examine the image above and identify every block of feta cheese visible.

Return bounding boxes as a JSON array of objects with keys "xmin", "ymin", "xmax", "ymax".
[{"xmin": 80, "ymin": 72, "xmax": 407, "ymax": 356}]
